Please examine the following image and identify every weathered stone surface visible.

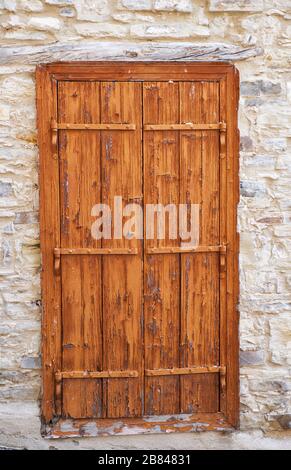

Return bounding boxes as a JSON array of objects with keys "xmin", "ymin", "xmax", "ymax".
[
  {"xmin": 20, "ymin": 356, "xmax": 41, "ymax": 369},
  {"xmin": 0, "ymin": 0, "xmax": 43, "ymax": 11},
  {"xmin": 120, "ymin": 0, "xmax": 152, "ymax": 10},
  {"xmin": 45, "ymin": 0, "xmax": 73, "ymax": 5},
  {"xmin": 259, "ymin": 80, "xmax": 282, "ymax": 95},
  {"xmin": 75, "ymin": 23, "xmax": 128, "ymax": 38},
  {"xmin": 59, "ymin": 7, "xmax": 75, "ymax": 17},
  {"xmin": 240, "ymin": 136, "xmax": 253, "ymax": 151},
  {"xmin": 153, "ymin": 0, "xmax": 193, "ymax": 12},
  {"xmin": 14, "ymin": 211, "xmax": 38, "ymax": 224},
  {"xmin": 130, "ymin": 24, "xmax": 209, "ymax": 38},
  {"xmin": 0, "ymin": 181, "xmax": 13, "ymax": 197},
  {"xmin": 3, "ymin": 30, "xmax": 50, "ymax": 41},
  {"xmin": 0, "ymin": 104, "xmax": 10, "ymax": 121},
  {"xmin": 74, "ymin": 0, "xmax": 109, "ymax": 22},
  {"xmin": 240, "ymin": 351, "xmax": 265, "ymax": 366},
  {"xmin": 209, "ymin": 0, "xmax": 264, "ymax": 12},
  {"xmin": 241, "ymin": 81, "xmax": 260, "ymax": 96},
  {"xmin": 241, "ymin": 80, "xmax": 282, "ymax": 97},
  {"xmin": 28, "ymin": 16, "xmax": 62, "ymax": 31},
  {"xmin": 269, "ymin": 314, "xmax": 291, "ymax": 366},
  {"xmin": 278, "ymin": 415, "xmax": 291, "ymax": 430}
]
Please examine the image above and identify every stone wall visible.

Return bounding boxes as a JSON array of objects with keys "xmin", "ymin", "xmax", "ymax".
[{"xmin": 0, "ymin": 0, "xmax": 291, "ymax": 449}]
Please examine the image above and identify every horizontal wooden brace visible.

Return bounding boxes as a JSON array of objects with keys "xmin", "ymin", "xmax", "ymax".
[
  {"xmin": 145, "ymin": 366, "xmax": 226, "ymax": 376},
  {"xmin": 52, "ymin": 123, "xmax": 136, "ymax": 131},
  {"xmin": 54, "ymin": 247, "xmax": 138, "ymax": 256},
  {"xmin": 55, "ymin": 370, "xmax": 139, "ymax": 379},
  {"xmin": 144, "ymin": 122, "xmax": 226, "ymax": 131},
  {"xmin": 146, "ymin": 245, "xmax": 227, "ymax": 254}
]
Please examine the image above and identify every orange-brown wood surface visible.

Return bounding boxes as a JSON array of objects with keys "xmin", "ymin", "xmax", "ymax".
[
  {"xmin": 36, "ymin": 62, "xmax": 239, "ymax": 433},
  {"xmin": 179, "ymin": 82, "xmax": 220, "ymax": 414}
]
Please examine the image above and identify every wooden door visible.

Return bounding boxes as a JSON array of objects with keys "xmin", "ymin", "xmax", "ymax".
[{"xmin": 37, "ymin": 63, "xmax": 239, "ymax": 437}]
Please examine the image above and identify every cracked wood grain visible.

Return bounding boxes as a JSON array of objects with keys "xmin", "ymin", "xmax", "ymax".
[{"xmin": 0, "ymin": 42, "xmax": 263, "ymax": 65}]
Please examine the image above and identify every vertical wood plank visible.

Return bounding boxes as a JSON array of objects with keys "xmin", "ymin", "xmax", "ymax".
[
  {"xmin": 180, "ymin": 82, "xmax": 220, "ymax": 413},
  {"xmin": 219, "ymin": 76, "xmax": 228, "ymax": 414},
  {"xmin": 58, "ymin": 82, "xmax": 103, "ymax": 418},
  {"xmin": 36, "ymin": 67, "xmax": 61, "ymax": 423},
  {"xmin": 143, "ymin": 82, "xmax": 180, "ymax": 415},
  {"xmin": 101, "ymin": 82, "xmax": 143, "ymax": 418}
]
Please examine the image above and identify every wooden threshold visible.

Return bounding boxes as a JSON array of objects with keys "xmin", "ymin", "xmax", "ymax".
[
  {"xmin": 147, "ymin": 245, "xmax": 227, "ymax": 254},
  {"xmin": 144, "ymin": 122, "xmax": 226, "ymax": 131},
  {"xmin": 145, "ymin": 366, "xmax": 225, "ymax": 376},
  {"xmin": 55, "ymin": 370, "xmax": 138, "ymax": 379},
  {"xmin": 43, "ymin": 413, "xmax": 234, "ymax": 438}
]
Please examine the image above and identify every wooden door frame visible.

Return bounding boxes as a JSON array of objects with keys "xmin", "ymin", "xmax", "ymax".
[{"xmin": 36, "ymin": 62, "xmax": 239, "ymax": 438}]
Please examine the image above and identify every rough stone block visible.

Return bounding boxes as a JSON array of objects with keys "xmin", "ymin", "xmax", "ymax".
[
  {"xmin": 74, "ymin": 0, "xmax": 109, "ymax": 22},
  {"xmin": 59, "ymin": 7, "xmax": 75, "ymax": 17},
  {"xmin": 153, "ymin": 0, "xmax": 192, "ymax": 12},
  {"xmin": 259, "ymin": 80, "xmax": 282, "ymax": 95},
  {"xmin": 4, "ymin": 30, "xmax": 49, "ymax": 41},
  {"xmin": 75, "ymin": 23, "xmax": 128, "ymax": 38},
  {"xmin": 45, "ymin": 0, "xmax": 73, "ymax": 5},
  {"xmin": 269, "ymin": 314, "xmax": 291, "ymax": 365},
  {"xmin": 14, "ymin": 211, "xmax": 38, "ymax": 224},
  {"xmin": 240, "ymin": 350, "xmax": 265, "ymax": 366},
  {"xmin": 0, "ymin": 0, "xmax": 44, "ymax": 11},
  {"xmin": 0, "ymin": 181, "xmax": 12, "ymax": 197},
  {"xmin": 241, "ymin": 81, "xmax": 260, "ymax": 96},
  {"xmin": 120, "ymin": 0, "xmax": 152, "ymax": 10},
  {"xmin": 278, "ymin": 415, "xmax": 291, "ymax": 429},
  {"xmin": 28, "ymin": 16, "xmax": 62, "ymax": 31},
  {"xmin": 130, "ymin": 24, "xmax": 209, "ymax": 38},
  {"xmin": 209, "ymin": 0, "xmax": 264, "ymax": 12},
  {"xmin": 240, "ymin": 180, "xmax": 265, "ymax": 198},
  {"xmin": 0, "ymin": 104, "xmax": 11, "ymax": 121},
  {"xmin": 240, "ymin": 136, "xmax": 253, "ymax": 151},
  {"xmin": 20, "ymin": 356, "xmax": 41, "ymax": 369}
]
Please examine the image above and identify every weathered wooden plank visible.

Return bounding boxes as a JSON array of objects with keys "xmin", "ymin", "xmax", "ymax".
[
  {"xmin": 58, "ymin": 82, "xmax": 103, "ymax": 418},
  {"xmin": 1, "ymin": 42, "xmax": 262, "ymax": 65},
  {"xmin": 44, "ymin": 412, "xmax": 233, "ymax": 438},
  {"xmin": 101, "ymin": 81, "xmax": 143, "ymax": 418},
  {"xmin": 143, "ymin": 82, "xmax": 180, "ymax": 415},
  {"xmin": 219, "ymin": 76, "xmax": 228, "ymax": 414},
  {"xmin": 36, "ymin": 69, "xmax": 61, "ymax": 423},
  {"xmin": 180, "ymin": 81, "xmax": 220, "ymax": 414}
]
